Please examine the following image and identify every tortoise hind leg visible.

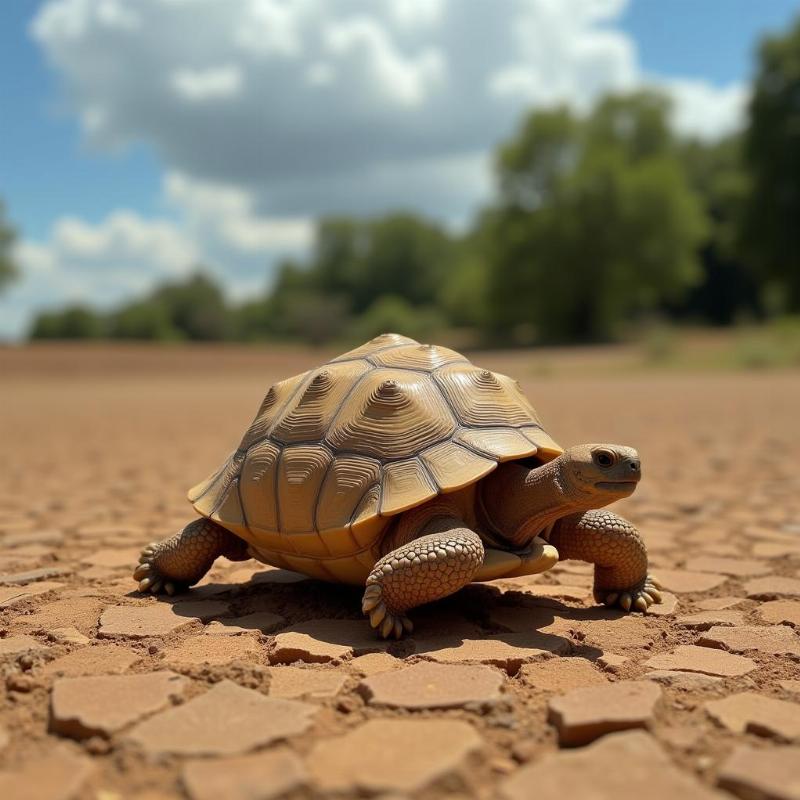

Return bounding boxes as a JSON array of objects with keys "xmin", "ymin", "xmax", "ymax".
[
  {"xmin": 362, "ymin": 516, "xmax": 484, "ymax": 639},
  {"xmin": 133, "ymin": 518, "xmax": 249, "ymax": 596}
]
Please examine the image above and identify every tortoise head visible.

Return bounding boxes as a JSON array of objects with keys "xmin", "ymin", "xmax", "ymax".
[{"xmin": 560, "ymin": 443, "xmax": 641, "ymax": 504}]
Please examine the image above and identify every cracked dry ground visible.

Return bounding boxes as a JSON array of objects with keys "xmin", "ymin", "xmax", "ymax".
[{"xmin": 2, "ymin": 346, "xmax": 800, "ymax": 800}]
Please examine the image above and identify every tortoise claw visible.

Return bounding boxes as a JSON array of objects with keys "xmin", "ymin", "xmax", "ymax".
[
  {"xmin": 597, "ymin": 575, "xmax": 662, "ymax": 614},
  {"xmin": 361, "ymin": 585, "xmax": 413, "ymax": 639}
]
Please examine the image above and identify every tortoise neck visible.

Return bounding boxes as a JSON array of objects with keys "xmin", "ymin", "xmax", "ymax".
[{"xmin": 481, "ymin": 456, "xmax": 586, "ymax": 546}]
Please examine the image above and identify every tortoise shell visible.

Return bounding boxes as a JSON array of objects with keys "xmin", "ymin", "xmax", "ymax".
[{"xmin": 187, "ymin": 334, "xmax": 563, "ymax": 583}]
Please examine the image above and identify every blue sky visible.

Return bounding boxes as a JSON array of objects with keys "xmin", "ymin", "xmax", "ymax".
[{"xmin": 1, "ymin": 0, "xmax": 798, "ymax": 339}]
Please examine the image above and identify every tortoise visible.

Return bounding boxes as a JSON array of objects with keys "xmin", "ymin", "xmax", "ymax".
[{"xmin": 134, "ymin": 333, "xmax": 661, "ymax": 638}]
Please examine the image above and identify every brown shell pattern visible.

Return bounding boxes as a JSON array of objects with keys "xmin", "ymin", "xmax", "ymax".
[{"xmin": 188, "ymin": 333, "xmax": 563, "ymax": 558}]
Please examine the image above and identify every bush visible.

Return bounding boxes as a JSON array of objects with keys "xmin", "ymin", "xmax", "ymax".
[
  {"xmin": 346, "ymin": 295, "xmax": 444, "ymax": 343},
  {"xmin": 29, "ymin": 305, "xmax": 105, "ymax": 339},
  {"xmin": 733, "ymin": 316, "xmax": 800, "ymax": 369},
  {"xmin": 108, "ymin": 301, "xmax": 182, "ymax": 341}
]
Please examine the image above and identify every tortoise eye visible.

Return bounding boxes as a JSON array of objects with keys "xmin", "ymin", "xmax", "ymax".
[{"xmin": 594, "ymin": 450, "xmax": 616, "ymax": 468}]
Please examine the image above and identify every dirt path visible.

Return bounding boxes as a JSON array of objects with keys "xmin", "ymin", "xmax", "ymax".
[{"xmin": 1, "ymin": 345, "xmax": 799, "ymax": 799}]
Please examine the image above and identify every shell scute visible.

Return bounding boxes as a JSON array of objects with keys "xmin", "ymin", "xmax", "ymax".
[
  {"xmin": 435, "ymin": 364, "xmax": 541, "ymax": 428},
  {"xmin": 370, "ymin": 343, "xmax": 465, "ymax": 371},
  {"xmin": 238, "ymin": 371, "xmax": 309, "ymax": 450},
  {"xmin": 277, "ymin": 444, "xmax": 333, "ymax": 533},
  {"xmin": 316, "ymin": 455, "xmax": 382, "ymax": 533},
  {"xmin": 380, "ymin": 458, "xmax": 438, "ymax": 515},
  {"xmin": 239, "ymin": 440, "xmax": 281, "ymax": 532},
  {"xmin": 271, "ymin": 360, "xmax": 371, "ymax": 444},
  {"xmin": 325, "ymin": 369, "xmax": 456, "ymax": 460},
  {"xmin": 331, "ymin": 333, "xmax": 418, "ymax": 362},
  {"xmin": 189, "ymin": 450, "xmax": 245, "ymax": 517},
  {"xmin": 420, "ymin": 441, "xmax": 496, "ymax": 492}
]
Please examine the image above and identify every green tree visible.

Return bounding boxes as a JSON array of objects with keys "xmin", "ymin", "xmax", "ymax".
[
  {"xmin": 676, "ymin": 135, "xmax": 759, "ymax": 324},
  {"xmin": 740, "ymin": 17, "xmax": 800, "ymax": 311},
  {"xmin": 0, "ymin": 200, "xmax": 19, "ymax": 292},
  {"xmin": 29, "ymin": 305, "xmax": 105, "ymax": 339},
  {"xmin": 150, "ymin": 271, "xmax": 230, "ymax": 340},
  {"xmin": 295, "ymin": 213, "xmax": 456, "ymax": 314},
  {"xmin": 484, "ymin": 92, "xmax": 708, "ymax": 343},
  {"xmin": 108, "ymin": 301, "xmax": 181, "ymax": 340},
  {"xmin": 347, "ymin": 295, "xmax": 443, "ymax": 343}
]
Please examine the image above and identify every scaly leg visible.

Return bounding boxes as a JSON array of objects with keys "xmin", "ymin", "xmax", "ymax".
[
  {"xmin": 133, "ymin": 518, "xmax": 250, "ymax": 596},
  {"xmin": 362, "ymin": 516, "xmax": 484, "ymax": 639},
  {"xmin": 547, "ymin": 510, "xmax": 662, "ymax": 612}
]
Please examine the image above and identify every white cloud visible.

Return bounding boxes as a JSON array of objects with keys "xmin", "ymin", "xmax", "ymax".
[
  {"xmin": 30, "ymin": 0, "xmax": 660, "ymax": 222},
  {"xmin": 660, "ymin": 77, "xmax": 749, "ymax": 141},
  {"xmin": 171, "ymin": 65, "xmax": 243, "ymax": 102},
  {"xmin": 8, "ymin": 0, "xmax": 749, "ymax": 338},
  {"xmin": 323, "ymin": 16, "xmax": 446, "ymax": 107},
  {"xmin": 164, "ymin": 171, "xmax": 313, "ymax": 253},
  {"xmin": 0, "ymin": 177, "xmax": 315, "ymax": 339}
]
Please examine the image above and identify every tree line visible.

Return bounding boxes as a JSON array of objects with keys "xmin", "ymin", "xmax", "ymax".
[{"xmin": 11, "ymin": 18, "xmax": 800, "ymax": 346}]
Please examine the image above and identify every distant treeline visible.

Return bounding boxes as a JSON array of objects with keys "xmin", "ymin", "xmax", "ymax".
[{"xmin": 25, "ymin": 19, "xmax": 800, "ymax": 346}]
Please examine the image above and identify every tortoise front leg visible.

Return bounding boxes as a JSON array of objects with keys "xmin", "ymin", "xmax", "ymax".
[
  {"xmin": 362, "ymin": 516, "xmax": 484, "ymax": 639},
  {"xmin": 133, "ymin": 518, "xmax": 250, "ymax": 596},
  {"xmin": 547, "ymin": 510, "xmax": 662, "ymax": 612}
]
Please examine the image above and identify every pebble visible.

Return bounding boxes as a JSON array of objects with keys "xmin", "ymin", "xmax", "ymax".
[
  {"xmin": 0, "ymin": 565, "xmax": 73, "ymax": 584},
  {"xmin": 706, "ymin": 692, "xmax": 800, "ymax": 740},
  {"xmin": 718, "ymin": 744, "xmax": 800, "ymax": 800},
  {"xmin": 548, "ymin": 680, "xmax": 662, "ymax": 746},
  {"xmin": 757, "ymin": 601, "xmax": 800, "ymax": 627},
  {"xmin": 745, "ymin": 577, "xmax": 800, "ymax": 600},
  {"xmin": 572, "ymin": 616, "xmax": 655, "ymax": 649},
  {"xmin": 415, "ymin": 632, "xmax": 570, "ymax": 673},
  {"xmin": 41, "ymin": 644, "xmax": 140, "ymax": 677},
  {"xmin": 308, "ymin": 719, "xmax": 482, "ymax": 793},
  {"xmin": 0, "ymin": 635, "xmax": 46, "ymax": 657},
  {"xmin": 21, "ymin": 596, "xmax": 107, "ymax": 633},
  {"xmin": 677, "ymin": 610, "xmax": 744, "ymax": 629},
  {"xmin": 597, "ymin": 653, "xmax": 628, "ymax": 672},
  {"xmin": 644, "ymin": 645, "xmax": 756, "ymax": 677},
  {"xmin": 0, "ymin": 743, "xmax": 95, "ymax": 800},
  {"xmin": 695, "ymin": 597, "xmax": 745, "ymax": 610},
  {"xmin": 645, "ymin": 670, "xmax": 722, "ymax": 689},
  {"xmin": 359, "ymin": 661, "xmax": 504, "ymax": 709},
  {"xmin": 654, "ymin": 569, "xmax": 727, "ymax": 593},
  {"xmin": 163, "ymin": 635, "xmax": 261, "ymax": 666},
  {"xmin": 204, "ymin": 610, "xmax": 285, "ymax": 635},
  {"xmin": 501, "ymin": 731, "xmax": 725, "ymax": 800},
  {"xmin": 349, "ymin": 652, "xmax": 401, "ymax": 676},
  {"xmin": 0, "ymin": 581, "xmax": 63, "ymax": 608},
  {"xmin": 698, "ymin": 625, "xmax": 800, "ymax": 656},
  {"xmin": 266, "ymin": 666, "xmax": 347, "ymax": 699},
  {"xmin": 50, "ymin": 671, "xmax": 187, "ymax": 739},
  {"xmin": 518, "ymin": 658, "xmax": 608, "ymax": 691},
  {"xmin": 98, "ymin": 599, "xmax": 229, "ymax": 638},
  {"xmin": 269, "ymin": 619, "xmax": 389, "ymax": 663},
  {"xmin": 182, "ymin": 749, "xmax": 308, "ymax": 800},
  {"xmin": 46, "ymin": 627, "xmax": 91, "ymax": 646},
  {"xmin": 127, "ymin": 679, "xmax": 316, "ymax": 756}
]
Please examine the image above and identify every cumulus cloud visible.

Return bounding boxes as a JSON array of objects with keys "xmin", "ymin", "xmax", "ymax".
[
  {"xmin": 659, "ymin": 77, "xmax": 750, "ymax": 141},
  {"xmin": 171, "ymin": 65, "xmax": 244, "ymax": 103},
  {"xmin": 1, "ymin": 177, "xmax": 315, "ymax": 338},
  {"xmin": 31, "ymin": 0, "xmax": 746, "ymax": 224},
  {"xmin": 5, "ymin": 0, "xmax": 748, "ymax": 338}
]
